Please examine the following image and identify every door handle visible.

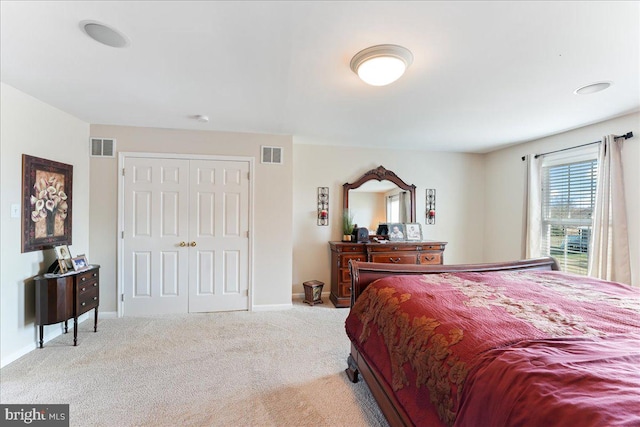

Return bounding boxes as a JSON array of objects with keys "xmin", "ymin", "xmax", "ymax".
[
  {"xmin": 179, "ymin": 242, "xmax": 187, "ymax": 247},
  {"xmin": 190, "ymin": 241, "xmax": 197, "ymax": 247}
]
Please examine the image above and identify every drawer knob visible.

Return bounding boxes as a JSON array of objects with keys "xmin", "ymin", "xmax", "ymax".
[
  {"xmin": 389, "ymin": 257, "xmax": 401, "ymax": 263},
  {"xmin": 93, "ymin": 273, "xmax": 97, "ymax": 277},
  {"xmin": 425, "ymin": 256, "xmax": 435, "ymax": 261},
  {"xmin": 393, "ymin": 247, "xmax": 399, "ymax": 250},
  {"xmin": 93, "ymin": 283, "xmax": 98, "ymax": 287},
  {"xmin": 81, "ymin": 302, "xmax": 86, "ymax": 306},
  {"xmin": 93, "ymin": 296, "xmax": 98, "ymax": 301},
  {"xmin": 81, "ymin": 277, "xmax": 86, "ymax": 281},
  {"xmin": 81, "ymin": 287, "xmax": 86, "ymax": 292}
]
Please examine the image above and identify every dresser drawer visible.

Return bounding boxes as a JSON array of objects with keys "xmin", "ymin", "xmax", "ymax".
[
  {"xmin": 76, "ymin": 269, "xmax": 99, "ymax": 286},
  {"xmin": 339, "ymin": 283, "xmax": 352, "ymax": 297},
  {"xmin": 368, "ymin": 244, "xmax": 420, "ymax": 253},
  {"xmin": 340, "ymin": 253, "xmax": 366, "ymax": 266},
  {"xmin": 77, "ymin": 280, "xmax": 99, "ymax": 296},
  {"xmin": 370, "ymin": 253, "xmax": 418, "ymax": 264},
  {"xmin": 339, "ymin": 245, "xmax": 365, "ymax": 253},
  {"xmin": 419, "ymin": 244, "xmax": 444, "ymax": 251},
  {"xmin": 76, "ymin": 286, "xmax": 99, "ymax": 312},
  {"xmin": 420, "ymin": 252, "xmax": 442, "ymax": 264}
]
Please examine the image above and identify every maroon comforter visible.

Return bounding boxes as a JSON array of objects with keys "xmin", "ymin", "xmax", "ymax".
[{"xmin": 345, "ymin": 271, "xmax": 640, "ymax": 426}]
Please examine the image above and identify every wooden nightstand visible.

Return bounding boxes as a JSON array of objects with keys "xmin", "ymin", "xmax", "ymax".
[{"xmin": 34, "ymin": 265, "xmax": 100, "ymax": 347}]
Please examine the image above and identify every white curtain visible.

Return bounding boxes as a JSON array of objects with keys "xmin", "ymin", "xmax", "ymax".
[
  {"xmin": 398, "ymin": 192, "xmax": 408, "ymax": 222},
  {"xmin": 588, "ymin": 135, "xmax": 631, "ymax": 284},
  {"xmin": 525, "ymin": 154, "xmax": 543, "ymax": 259}
]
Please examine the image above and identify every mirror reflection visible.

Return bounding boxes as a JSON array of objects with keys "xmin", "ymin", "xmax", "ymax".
[
  {"xmin": 343, "ymin": 165, "xmax": 416, "ymax": 236},
  {"xmin": 349, "ymin": 181, "xmax": 412, "ymax": 233}
]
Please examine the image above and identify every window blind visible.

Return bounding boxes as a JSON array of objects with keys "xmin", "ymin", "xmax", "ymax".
[{"xmin": 541, "ymin": 158, "xmax": 597, "ymax": 275}]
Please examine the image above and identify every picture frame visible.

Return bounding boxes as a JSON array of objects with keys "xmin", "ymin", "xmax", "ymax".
[
  {"xmin": 387, "ymin": 223, "xmax": 406, "ymax": 241},
  {"xmin": 71, "ymin": 255, "xmax": 89, "ymax": 271},
  {"xmin": 54, "ymin": 245, "xmax": 73, "ymax": 270},
  {"xmin": 22, "ymin": 155, "xmax": 73, "ymax": 253},
  {"xmin": 54, "ymin": 244, "xmax": 72, "ymax": 261},
  {"xmin": 57, "ymin": 259, "xmax": 69, "ymax": 274},
  {"xmin": 405, "ymin": 223, "xmax": 423, "ymax": 241}
]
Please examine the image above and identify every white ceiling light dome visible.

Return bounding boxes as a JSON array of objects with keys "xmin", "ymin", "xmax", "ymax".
[
  {"xmin": 350, "ymin": 44, "xmax": 413, "ymax": 86},
  {"xmin": 80, "ymin": 20, "xmax": 129, "ymax": 48}
]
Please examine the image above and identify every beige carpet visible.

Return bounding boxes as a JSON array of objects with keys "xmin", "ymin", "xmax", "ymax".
[{"xmin": 0, "ymin": 298, "xmax": 388, "ymax": 427}]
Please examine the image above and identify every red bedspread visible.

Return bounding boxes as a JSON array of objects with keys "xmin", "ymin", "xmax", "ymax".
[{"xmin": 345, "ymin": 271, "xmax": 640, "ymax": 426}]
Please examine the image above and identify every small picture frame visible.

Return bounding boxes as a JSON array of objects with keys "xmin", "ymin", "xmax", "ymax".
[
  {"xmin": 405, "ymin": 223, "xmax": 423, "ymax": 241},
  {"xmin": 54, "ymin": 244, "xmax": 71, "ymax": 260},
  {"xmin": 71, "ymin": 255, "xmax": 89, "ymax": 271},
  {"xmin": 387, "ymin": 223, "xmax": 405, "ymax": 241},
  {"xmin": 57, "ymin": 259, "xmax": 69, "ymax": 274}
]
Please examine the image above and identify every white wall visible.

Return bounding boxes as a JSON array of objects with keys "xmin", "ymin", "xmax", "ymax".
[
  {"xmin": 1, "ymin": 83, "xmax": 90, "ymax": 366},
  {"xmin": 89, "ymin": 125, "xmax": 294, "ymax": 312},
  {"xmin": 292, "ymin": 143, "xmax": 485, "ymax": 295},
  {"xmin": 484, "ymin": 112, "xmax": 640, "ymax": 286}
]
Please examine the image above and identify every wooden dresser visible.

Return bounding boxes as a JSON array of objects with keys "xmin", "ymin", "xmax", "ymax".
[
  {"xmin": 34, "ymin": 265, "xmax": 100, "ymax": 347},
  {"xmin": 329, "ymin": 241, "xmax": 446, "ymax": 307}
]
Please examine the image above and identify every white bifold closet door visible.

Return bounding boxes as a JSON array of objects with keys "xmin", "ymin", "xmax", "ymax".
[{"xmin": 122, "ymin": 157, "xmax": 249, "ymax": 316}]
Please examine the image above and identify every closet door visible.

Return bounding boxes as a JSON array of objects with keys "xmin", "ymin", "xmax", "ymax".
[
  {"xmin": 187, "ymin": 160, "xmax": 249, "ymax": 312},
  {"xmin": 121, "ymin": 156, "xmax": 250, "ymax": 316},
  {"xmin": 122, "ymin": 158, "xmax": 190, "ymax": 315}
]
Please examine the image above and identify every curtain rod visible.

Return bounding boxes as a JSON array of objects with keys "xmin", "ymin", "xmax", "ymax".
[{"xmin": 520, "ymin": 132, "xmax": 633, "ymax": 161}]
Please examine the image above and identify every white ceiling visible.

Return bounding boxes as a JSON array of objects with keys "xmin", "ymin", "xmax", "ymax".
[{"xmin": 1, "ymin": 1, "xmax": 638, "ymax": 153}]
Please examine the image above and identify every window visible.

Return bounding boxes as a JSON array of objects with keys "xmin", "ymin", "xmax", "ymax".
[
  {"xmin": 541, "ymin": 151, "xmax": 598, "ymax": 275},
  {"xmin": 387, "ymin": 194, "xmax": 400, "ymax": 223}
]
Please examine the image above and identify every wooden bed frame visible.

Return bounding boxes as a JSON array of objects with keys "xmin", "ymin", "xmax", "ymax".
[{"xmin": 345, "ymin": 257, "xmax": 560, "ymax": 427}]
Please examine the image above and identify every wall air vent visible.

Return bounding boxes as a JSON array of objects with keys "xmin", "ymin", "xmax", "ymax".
[
  {"xmin": 90, "ymin": 137, "xmax": 116, "ymax": 157},
  {"xmin": 261, "ymin": 146, "xmax": 283, "ymax": 164}
]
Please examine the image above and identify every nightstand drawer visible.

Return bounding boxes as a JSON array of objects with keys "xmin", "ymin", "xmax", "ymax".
[
  {"xmin": 77, "ymin": 280, "xmax": 99, "ymax": 295},
  {"xmin": 77, "ymin": 287, "xmax": 99, "ymax": 312},
  {"xmin": 77, "ymin": 269, "xmax": 99, "ymax": 286}
]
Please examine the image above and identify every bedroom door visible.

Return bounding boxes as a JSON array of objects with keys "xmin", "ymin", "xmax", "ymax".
[{"xmin": 121, "ymin": 156, "xmax": 250, "ymax": 316}]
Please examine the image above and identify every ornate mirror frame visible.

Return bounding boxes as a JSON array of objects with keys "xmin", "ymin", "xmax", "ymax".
[{"xmin": 343, "ymin": 165, "xmax": 417, "ymax": 222}]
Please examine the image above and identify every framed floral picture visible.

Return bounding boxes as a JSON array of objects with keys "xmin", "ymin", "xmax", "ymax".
[{"xmin": 22, "ymin": 155, "xmax": 73, "ymax": 252}]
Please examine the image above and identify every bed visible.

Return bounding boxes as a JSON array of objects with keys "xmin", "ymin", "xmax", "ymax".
[{"xmin": 344, "ymin": 257, "xmax": 640, "ymax": 426}]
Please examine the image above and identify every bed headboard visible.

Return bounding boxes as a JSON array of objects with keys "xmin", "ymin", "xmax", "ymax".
[{"xmin": 349, "ymin": 257, "xmax": 560, "ymax": 307}]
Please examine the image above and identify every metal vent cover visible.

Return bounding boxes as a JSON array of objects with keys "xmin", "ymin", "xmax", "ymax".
[
  {"xmin": 261, "ymin": 146, "xmax": 283, "ymax": 164},
  {"xmin": 90, "ymin": 138, "xmax": 116, "ymax": 157}
]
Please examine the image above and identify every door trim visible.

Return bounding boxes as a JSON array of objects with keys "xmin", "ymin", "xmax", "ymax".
[{"xmin": 117, "ymin": 151, "xmax": 254, "ymax": 317}]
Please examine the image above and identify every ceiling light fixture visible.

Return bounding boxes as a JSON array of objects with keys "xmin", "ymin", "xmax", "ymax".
[
  {"xmin": 574, "ymin": 81, "xmax": 612, "ymax": 95},
  {"xmin": 350, "ymin": 44, "xmax": 413, "ymax": 86},
  {"xmin": 80, "ymin": 20, "xmax": 129, "ymax": 48},
  {"xmin": 194, "ymin": 115, "xmax": 209, "ymax": 123}
]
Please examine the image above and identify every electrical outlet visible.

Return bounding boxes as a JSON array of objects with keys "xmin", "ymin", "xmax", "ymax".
[{"xmin": 10, "ymin": 204, "xmax": 20, "ymax": 218}]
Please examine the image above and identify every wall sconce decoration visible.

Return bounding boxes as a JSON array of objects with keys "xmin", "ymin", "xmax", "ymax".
[
  {"xmin": 426, "ymin": 189, "xmax": 436, "ymax": 225},
  {"xmin": 317, "ymin": 187, "xmax": 329, "ymax": 226}
]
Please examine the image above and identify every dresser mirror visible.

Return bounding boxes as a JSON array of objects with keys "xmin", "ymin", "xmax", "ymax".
[{"xmin": 343, "ymin": 166, "xmax": 416, "ymax": 233}]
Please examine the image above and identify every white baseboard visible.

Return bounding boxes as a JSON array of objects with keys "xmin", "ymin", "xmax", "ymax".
[
  {"xmin": 0, "ymin": 312, "xmax": 92, "ymax": 368},
  {"xmin": 251, "ymin": 303, "xmax": 293, "ymax": 311},
  {"xmin": 99, "ymin": 311, "xmax": 118, "ymax": 319}
]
